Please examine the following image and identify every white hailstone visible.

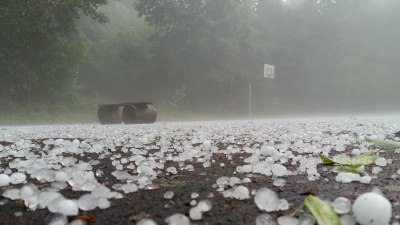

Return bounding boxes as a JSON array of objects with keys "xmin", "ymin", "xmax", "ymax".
[
  {"xmin": 68, "ymin": 219, "xmax": 86, "ymax": 225},
  {"xmin": 229, "ymin": 177, "xmax": 242, "ymax": 187},
  {"xmin": 0, "ymin": 174, "xmax": 10, "ymax": 186},
  {"xmin": 48, "ymin": 196, "xmax": 66, "ymax": 213},
  {"xmin": 190, "ymin": 200, "xmax": 197, "ymax": 206},
  {"xmin": 273, "ymin": 179, "xmax": 286, "ymax": 187},
  {"xmin": 255, "ymin": 213, "xmax": 277, "ymax": 225},
  {"xmin": 137, "ymin": 219, "xmax": 158, "ymax": 225},
  {"xmin": 254, "ymin": 188, "xmax": 281, "ymax": 212},
  {"xmin": 165, "ymin": 213, "xmax": 191, "ymax": 225},
  {"xmin": 340, "ymin": 215, "xmax": 356, "ymax": 225},
  {"xmin": 166, "ymin": 167, "xmax": 178, "ymax": 174},
  {"xmin": 38, "ymin": 191, "xmax": 62, "ymax": 209},
  {"xmin": 58, "ymin": 199, "xmax": 79, "ymax": 216},
  {"xmin": 359, "ymin": 176, "xmax": 372, "ymax": 184},
  {"xmin": 374, "ymin": 157, "xmax": 387, "ymax": 167},
  {"xmin": 335, "ymin": 172, "xmax": 361, "ymax": 183},
  {"xmin": 216, "ymin": 176, "xmax": 229, "ymax": 185},
  {"xmin": 55, "ymin": 171, "xmax": 69, "ymax": 182},
  {"xmin": 352, "ymin": 192, "xmax": 392, "ymax": 225},
  {"xmin": 121, "ymin": 183, "xmax": 138, "ymax": 193},
  {"xmin": 242, "ymin": 165, "xmax": 253, "ymax": 173},
  {"xmin": 371, "ymin": 167, "xmax": 382, "ymax": 175},
  {"xmin": 298, "ymin": 213, "xmax": 315, "ymax": 225},
  {"xmin": 25, "ymin": 194, "xmax": 39, "ymax": 210},
  {"xmin": 3, "ymin": 188, "xmax": 20, "ymax": 200},
  {"xmin": 81, "ymin": 181, "xmax": 97, "ymax": 191},
  {"xmin": 277, "ymin": 216, "xmax": 298, "ymax": 225},
  {"xmin": 92, "ymin": 185, "xmax": 111, "ymax": 198},
  {"xmin": 78, "ymin": 194, "xmax": 98, "ymax": 211},
  {"xmin": 10, "ymin": 172, "xmax": 26, "ymax": 184},
  {"xmin": 97, "ymin": 197, "xmax": 111, "ymax": 209},
  {"xmin": 332, "ymin": 197, "xmax": 351, "ymax": 214},
  {"xmin": 191, "ymin": 192, "xmax": 199, "ymax": 199},
  {"xmin": 47, "ymin": 213, "xmax": 68, "ymax": 225},
  {"xmin": 52, "ymin": 182, "xmax": 68, "ymax": 190},
  {"xmin": 197, "ymin": 199, "xmax": 212, "ymax": 212},
  {"xmin": 189, "ymin": 206, "xmax": 202, "ymax": 220},
  {"xmin": 164, "ymin": 191, "xmax": 175, "ymax": 199},
  {"xmin": 231, "ymin": 185, "xmax": 250, "ymax": 200},
  {"xmin": 351, "ymin": 149, "xmax": 360, "ymax": 155},
  {"xmin": 20, "ymin": 184, "xmax": 38, "ymax": 200},
  {"xmin": 241, "ymin": 177, "xmax": 251, "ymax": 183},
  {"xmin": 95, "ymin": 169, "xmax": 104, "ymax": 177},
  {"xmin": 278, "ymin": 199, "xmax": 289, "ymax": 211},
  {"xmin": 107, "ymin": 191, "xmax": 123, "ymax": 199},
  {"xmin": 271, "ymin": 164, "xmax": 288, "ymax": 177}
]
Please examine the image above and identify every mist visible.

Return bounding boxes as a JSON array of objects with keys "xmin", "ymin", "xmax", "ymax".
[{"xmin": 1, "ymin": 0, "xmax": 399, "ymax": 123}]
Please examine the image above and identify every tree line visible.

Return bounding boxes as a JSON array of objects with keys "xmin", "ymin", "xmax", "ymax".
[{"xmin": 1, "ymin": 0, "xmax": 399, "ymax": 119}]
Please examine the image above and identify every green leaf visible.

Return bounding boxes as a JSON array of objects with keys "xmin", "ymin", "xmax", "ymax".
[
  {"xmin": 339, "ymin": 165, "xmax": 365, "ymax": 174},
  {"xmin": 319, "ymin": 154, "xmax": 335, "ymax": 165},
  {"xmin": 366, "ymin": 138, "xmax": 400, "ymax": 151},
  {"xmin": 304, "ymin": 195, "xmax": 342, "ymax": 225},
  {"xmin": 395, "ymin": 131, "xmax": 400, "ymax": 138},
  {"xmin": 320, "ymin": 152, "xmax": 377, "ymax": 166}
]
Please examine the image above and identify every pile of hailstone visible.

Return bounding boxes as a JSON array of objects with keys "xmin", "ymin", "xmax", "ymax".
[{"xmin": 0, "ymin": 117, "xmax": 399, "ymax": 225}]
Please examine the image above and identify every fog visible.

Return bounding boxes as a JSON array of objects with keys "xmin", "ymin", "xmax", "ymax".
[{"xmin": 1, "ymin": 0, "xmax": 399, "ymax": 123}]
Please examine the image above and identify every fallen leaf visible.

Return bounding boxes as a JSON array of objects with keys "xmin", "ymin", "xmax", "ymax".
[
  {"xmin": 304, "ymin": 195, "xmax": 342, "ymax": 225},
  {"xmin": 366, "ymin": 138, "xmax": 400, "ymax": 151},
  {"xmin": 319, "ymin": 151, "xmax": 377, "ymax": 166},
  {"xmin": 68, "ymin": 213, "xmax": 96, "ymax": 225},
  {"xmin": 338, "ymin": 165, "xmax": 364, "ymax": 175}
]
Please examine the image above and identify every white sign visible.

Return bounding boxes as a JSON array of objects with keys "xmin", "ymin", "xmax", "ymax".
[{"xmin": 264, "ymin": 64, "xmax": 275, "ymax": 79}]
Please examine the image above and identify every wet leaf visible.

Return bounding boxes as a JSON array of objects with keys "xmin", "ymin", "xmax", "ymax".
[
  {"xmin": 68, "ymin": 213, "xmax": 96, "ymax": 225},
  {"xmin": 319, "ymin": 154, "xmax": 335, "ymax": 165},
  {"xmin": 128, "ymin": 212, "xmax": 151, "ymax": 221},
  {"xmin": 366, "ymin": 138, "xmax": 400, "ymax": 151},
  {"xmin": 304, "ymin": 195, "xmax": 342, "ymax": 225},
  {"xmin": 319, "ymin": 151, "xmax": 377, "ymax": 166},
  {"xmin": 339, "ymin": 165, "xmax": 364, "ymax": 174}
]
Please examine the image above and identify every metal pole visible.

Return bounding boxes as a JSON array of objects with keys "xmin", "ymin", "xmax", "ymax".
[{"xmin": 249, "ymin": 83, "xmax": 252, "ymax": 119}]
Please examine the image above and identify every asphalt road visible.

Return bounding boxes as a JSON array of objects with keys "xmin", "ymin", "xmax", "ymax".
[{"xmin": 0, "ymin": 117, "xmax": 400, "ymax": 225}]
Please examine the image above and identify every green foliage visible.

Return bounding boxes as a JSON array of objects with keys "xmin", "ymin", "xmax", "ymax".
[
  {"xmin": 303, "ymin": 195, "xmax": 342, "ymax": 225},
  {"xmin": 291, "ymin": 195, "xmax": 342, "ymax": 225},
  {"xmin": 133, "ymin": 0, "xmax": 263, "ymax": 110},
  {"xmin": 319, "ymin": 151, "xmax": 378, "ymax": 166},
  {"xmin": 2, "ymin": 0, "xmax": 400, "ymax": 123},
  {"xmin": 366, "ymin": 138, "xmax": 400, "ymax": 151},
  {"xmin": 0, "ymin": 0, "xmax": 108, "ymax": 108}
]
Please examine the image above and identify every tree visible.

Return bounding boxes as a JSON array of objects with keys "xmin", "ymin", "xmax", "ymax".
[
  {"xmin": 134, "ymin": 0, "xmax": 264, "ymax": 110},
  {"xmin": 0, "ymin": 0, "xmax": 108, "ymax": 108}
]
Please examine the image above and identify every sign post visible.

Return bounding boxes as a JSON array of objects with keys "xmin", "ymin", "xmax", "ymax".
[{"xmin": 249, "ymin": 64, "xmax": 275, "ymax": 119}]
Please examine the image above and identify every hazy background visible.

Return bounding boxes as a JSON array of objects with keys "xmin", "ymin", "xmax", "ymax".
[{"xmin": 1, "ymin": 0, "xmax": 399, "ymax": 124}]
